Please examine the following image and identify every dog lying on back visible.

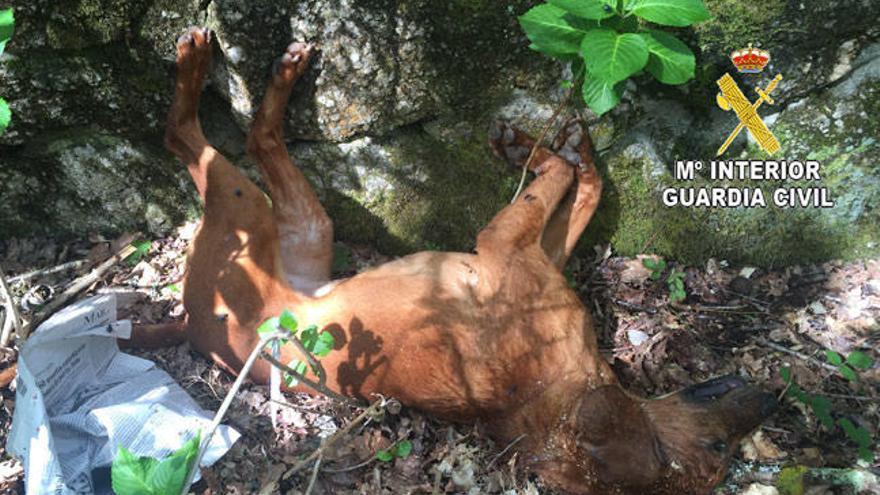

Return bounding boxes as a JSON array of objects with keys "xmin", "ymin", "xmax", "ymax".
[{"xmin": 138, "ymin": 27, "xmax": 777, "ymax": 494}]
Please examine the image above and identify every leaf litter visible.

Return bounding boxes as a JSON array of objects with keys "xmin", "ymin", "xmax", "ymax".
[{"xmin": 0, "ymin": 228, "xmax": 877, "ymax": 494}]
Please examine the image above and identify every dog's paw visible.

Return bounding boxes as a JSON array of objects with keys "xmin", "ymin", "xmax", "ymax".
[
  {"xmin": 488, "ymin": 120, "xmax": 538, "ymax": 170},
  {"xmin": 552, "ymin": 118, "xmax": 596, "ymax": 175},
  {"xmin": 272, "ymin": 42, "xmax": 314, "ymax": 86},
  {"xmin": 176, "ymin": 27, "xmax": 212, "ymax": 74}
]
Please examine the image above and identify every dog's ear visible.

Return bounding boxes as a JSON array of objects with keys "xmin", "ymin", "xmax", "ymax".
[{"xmin": 575, "ymin": 386, "xmax": 665, "ymax": 487}]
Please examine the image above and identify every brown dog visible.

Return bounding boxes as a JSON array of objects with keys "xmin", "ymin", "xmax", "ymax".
[{"xmin": 144, "ymin": 27, "xmax": 777, "ymax": 494}]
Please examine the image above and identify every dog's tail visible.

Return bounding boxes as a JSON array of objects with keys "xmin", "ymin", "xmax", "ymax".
[{"xmin": 122, "ymin": 321, "xmax": 188, "ymax": 349}]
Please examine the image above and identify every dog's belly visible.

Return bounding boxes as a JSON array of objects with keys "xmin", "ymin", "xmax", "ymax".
[{"xmin": 289, "ymin": 251, "xmax": 602, "ymax": 420}]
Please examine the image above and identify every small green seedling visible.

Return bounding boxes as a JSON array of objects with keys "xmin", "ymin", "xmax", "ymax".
[
  {"xmin": 125, "ymin": 239, "xmax": 152, "ymax": 265},
  {"xmin": 780, "ymin": 366, "xmax": 875, "ymax": 462},
  {"xmin": 518, "ymin": 0, "xmax": 709, "ymax": 115},
  {"xmin": 111, "ymin": 431, "xmax": 201, "ymax": 495},
  {"xmin": 376, "ymin": 439, "xmax": 412, "ymax": 462},
  {"xmin": 257, "ymin": 309, "xmax": 336, "ymax": 386},
  {"xmin": 0, "ymin": 8, "xmax": 14, "ymax": 134},
  {"xmin": 825, "ymin": 350, "xmax": 872, "ymax": 383},
  {"xmin": 642, "ymin": 257, "xmax": 687, "ymax": 302}
]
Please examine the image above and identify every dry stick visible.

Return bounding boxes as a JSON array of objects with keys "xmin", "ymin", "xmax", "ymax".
[
  {"xmin": 509, "ymin": 87, "xmax": 575, "ymax": 204},
  {"xmin": 304, "ymin": 454, "xmax": 323, "ymax": 495},
  {"xmin": 0, "ymin": 263, "xmax": 22, "ymax": 348},
  {"xmin": 487, "ymin": 433, "xmax": 526, "ymax": 469},
  {"xmin": 9, "ymin": 259, "xmax": 90, "ymax": 284},
  {"xmin": 21, "ymin": 234, "xmax": 138, "ymax": 341},
  {"xmin": 180, "ymin": 332, "xmax": 281, "ymax": 495},
  {"xmin": 761, "ymin": 339, "xmax": 838, "ymax": 372},
  {"xmin": 259, "ymin": 351, "xmax": 354, "ymax": 404},
  {"xmin": 283, "ymin": 397, "xmax": 388, "ymax": 479}
]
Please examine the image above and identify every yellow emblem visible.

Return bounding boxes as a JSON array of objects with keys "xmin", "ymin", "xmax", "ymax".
[{"xmin": 715, "ymin": 73, "xmax": 783, "ymax": 156}]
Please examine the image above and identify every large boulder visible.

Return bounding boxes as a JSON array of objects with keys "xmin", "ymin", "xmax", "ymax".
[{"xmin": 0, "ymin": 0, "xmax": 878, "ymax": 266}]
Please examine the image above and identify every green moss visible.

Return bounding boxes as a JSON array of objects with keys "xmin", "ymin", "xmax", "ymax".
[
  {"xmin": 695, "ymin": 0, "xmax": 787, "ymax": 53},
  {"xmin": 45, "ymin": 0, "xmax": 151, "ymax": 49},
  {"xmin": 375, "ymin": 129, "xmax": 516, "ymax": 253}
]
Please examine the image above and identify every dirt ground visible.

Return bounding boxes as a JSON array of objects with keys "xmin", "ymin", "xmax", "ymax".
[{"xmin": 0, "ymin": 223, "xmax": 877, "ymax": 494}]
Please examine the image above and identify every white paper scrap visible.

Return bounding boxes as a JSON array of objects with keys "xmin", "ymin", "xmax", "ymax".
[{"xmin": 7, "ymin": 294, "xmax": 240, "ymax": 494}]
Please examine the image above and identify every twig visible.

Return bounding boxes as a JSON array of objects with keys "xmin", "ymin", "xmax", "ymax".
[
  {"xmin": 180, "ymin": 332, "xmax": 281, "ymax": 495},
  {"xmin": 304, "ymin": 454, "xmax": 322, "ymax": 495},
  {"xmin": 21, "ymin": 233, "xmax": 137, "ymax": 341},
  {"xmin": 259, "ymin": 351, "xmax": 354, "ymax": 404},
  {"xmin": 321, "ymin": 456, "xmax": 375, "ymax": 474},
  {"xmin": 9, "ymin": 259, "xmax": 89, "ymax": 284},
  {"xmin": 761, "ymin": 339, "xmax": 837, "ymax": 372},
  {"xmin": 509, "ymin": 87, "xmax": 574, "ymax": 203},
  {"xmin": 611, "ymin": 298, "xmax": 657, "ymax": 315},
  {"xmin": 487, "ymin": 433, "xmax": 526, "ymax": 469},
  {"xmin": 0, "ymin": 263, "xmax": 22, "ymax": 348},
  {"xmin": 283, "ymin": 397, "xmax": 388, "ymax": 479}
]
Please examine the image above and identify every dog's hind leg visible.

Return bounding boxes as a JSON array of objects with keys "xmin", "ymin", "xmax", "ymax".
[
  {"xmin": 246, "ymin": 43, "xmax": 333, "ymax": 295},
  {"xmin": 477, "ymin": 143, "xmax": 575, "ymax": 257},
  {"xmin": 162, "ymin": 28, "xmax": 288, "ymax": 368},
  {"xmin": 486, "ymin": 120, "xmax": 601, "ymax": 269},
  {"xmin": 540, "ymin": 119, "xmax": 602, "ymax": 269}
]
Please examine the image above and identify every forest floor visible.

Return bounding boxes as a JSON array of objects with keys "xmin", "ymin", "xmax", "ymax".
[{"xmin": 0, "ymin": 222, "xmax": 877, "ymax": 494}]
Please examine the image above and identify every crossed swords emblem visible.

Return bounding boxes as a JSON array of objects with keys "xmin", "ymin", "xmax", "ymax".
[{"xmin": 715, "ymin": 73, "xmax": 783, "ymax": 156}]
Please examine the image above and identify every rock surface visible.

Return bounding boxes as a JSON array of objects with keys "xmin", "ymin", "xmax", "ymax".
[{"xmin": 1, "ymin": 0, "xmax": 878, "ymax": 266}]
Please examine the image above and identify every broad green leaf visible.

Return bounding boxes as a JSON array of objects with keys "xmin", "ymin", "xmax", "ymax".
[
  {"xmin": 581, "ymin": 29, "xmax": 648, "ymax": 83},
  {"xmin": 376, "ymin": 449, "xmax": 394, "ymax": 462},
  {"xmin": 519, "ymin": 4, "xmax": 589, "ymax": 57},
  {"xmin": 639, "ymin": 30, "xmax": 695, "ymax": 84},
  {"xmin": 581, "ymin": 76, "xmax": 624, "ymax": 115},
  {"xmin": 548, "ymin": 0, "xmax": 615, "ymax": 20},
  {"xmin": 300, "ymin": 325, "xmax": 319, "ymax": 352},
  {"xmin": 0, "ymin": 8, "xmax": 13, "ymax": 57},
  {"xmin": 642, "ymin": 258, "xmax": 657, "ymax": 269},
  {"xmin": 825, "ymin": 350, "xmax": 843, "ymax": 366},
  {"xmin": 279, "ymin": 309, "xmax": 298, "ymax": 334},
  {"xmin": 112, "ymin": 447, "xmax": 158, "ymax": 495},
  {"xmin": 656, "ymin": 260, "xmax": 667, "ymax": 270},
  {"xmin": 312, "ymin": 331, "xmax": 335, "ymax": 357},
  {"xmin": 628, "ymin": 0, "xmax": 711, "ymax": 27},
  {"xmin": 393, "ymin": 440, "xmax": 413, "ymax": 458},
  {"xmin": 846, "ymin": 350, "xmax": 873, "ymax": 370},
  {"xmin": 858, "ymin": 446, "xmax": 874, "ymax": 463},
  {"xmin": 0, "ymin": 98, "xmax": 10, "ymax": 134},
  {"xmin": 125, "ymin": 239, "xmax": 152, "ymax": 265},
  {"xmin": 147, "ymin": 432, "xmax": 200, "ymax": 495},
  {"xmin": 283, "ymin": 359, "xmax": 308, "ymax": 386},
  {"xmin": 809, "ymin": 395, "xmax": 834, "ymax": 428},
  {"xmin": 257, "ymin": 317, "xmax": 280, "ymax": 338},
  {"xmin": 838, "ymin": 418, "xmax": 871, "ymax": 447},
  {"xmin": 838, "ymin": 364, "xmax": 858, "ymax": 382}
]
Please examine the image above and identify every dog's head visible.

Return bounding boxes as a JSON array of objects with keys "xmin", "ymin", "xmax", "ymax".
[{"xmin": 529, "ymin": 376, "xmax": 777, "ymax": 494}]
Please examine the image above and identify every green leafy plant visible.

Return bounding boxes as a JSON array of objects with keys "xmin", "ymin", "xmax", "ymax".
[
  {"xmin": 642, "ymin": 257, "xmax": 687, "ymax": 302},
  {"xmin": 376, "ymin": 439, "xmax": 412, "ymax": 462},
  {"xmin": 518, "ymin": 0, "xmax": 709, "ymax": 114},
  {"xmin": 780, "ymin": 366, "xmax": 875, "ymax": 462},
  {"xmin": 111, "ymin": 431, "xmax": 201, "ymax": 495},
  {"xmin": 125, "ymin": 239, "xmax": 153, "ymax": 265},
  {"xmin": 825, "ymin": 350, "xmax": 872, "ymax": 383},
  {"xmin": 0, "ymin": 8, "xmax": 14, "ymax": 134},
  {"xmin": 257, "ymin": 309, "xmax": 336, "ymax": 387}
]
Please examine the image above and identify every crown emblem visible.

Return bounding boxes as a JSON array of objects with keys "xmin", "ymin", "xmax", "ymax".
[{"xmin": 730, "ymin": 44, "xmax": 770, "ymax": 73}]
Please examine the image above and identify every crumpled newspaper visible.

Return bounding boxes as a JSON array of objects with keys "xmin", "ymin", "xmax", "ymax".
[{"xmin": 7, "ymin": 294, "xmax": 240, "ymax": 494}]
